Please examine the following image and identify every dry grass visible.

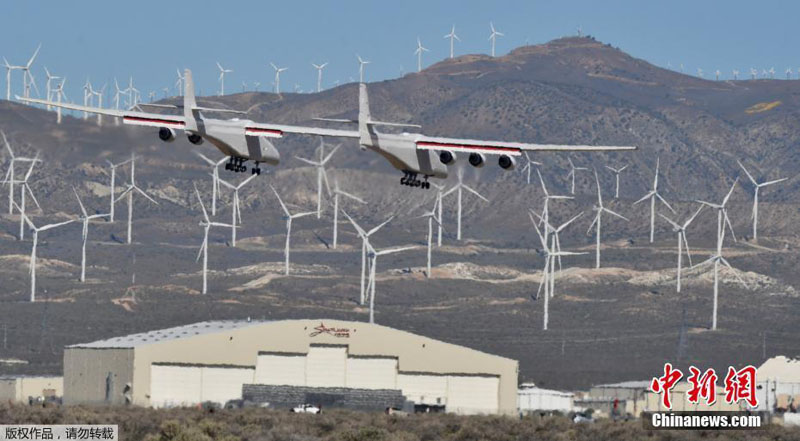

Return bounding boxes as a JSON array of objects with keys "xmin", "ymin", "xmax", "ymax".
[{"xmin": 0, "ymin": 405, "xmax": 797, "ymax": 441}]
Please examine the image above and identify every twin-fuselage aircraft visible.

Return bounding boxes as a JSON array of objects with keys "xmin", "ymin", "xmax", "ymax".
[{"xmin": 18, "ymin": 69, "xmax": 635, "ymax": 188}]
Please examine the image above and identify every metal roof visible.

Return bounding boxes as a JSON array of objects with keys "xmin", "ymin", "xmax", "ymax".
[
  {"xmin": 591, "ymin": 380, "xmax": 651, "ymax": 389},
  {"xmin": 68, "ymin": 320, "xmax": 266, "ymax": 349}
]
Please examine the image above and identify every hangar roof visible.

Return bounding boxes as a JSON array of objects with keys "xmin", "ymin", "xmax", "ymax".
[{"xmin": 68, "ymin": 320, "xmax": 265, "ymax": 349}]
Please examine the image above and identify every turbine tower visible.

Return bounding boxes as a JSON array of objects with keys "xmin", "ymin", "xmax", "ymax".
[
  {"xmin": 104, "ymin": 157, "xmax": 132, "ymax": 223},
  {"xmin": 414, "ymin": 37, "xmax": 429, "ymax": 72},
  {"xmin": 312, "ymin": 62, "xmax": 328, "ymax": 92},
  {"xmin": 53, "ymin": 78, "xmax": 67, "ymax": 124},
  {"xmin": 271, "ymin": 186, "xmax": 315, "ymax": 276},
  {"xmin": 565, "ymin": 157, "xmax": 588, "ymax": 195},
  {"xmin": 488, "ymin": 22, "xmax": 504, "ymax": 57},
  {"xmin": 365, "ymin": 242, "xmax": 417, "ymax": 323},
  {"xmin": 442, "ymin": 168, "xmax": 488, "ymax": 241},
  {"xmin": 116, "ymin": 154, "xmax": 158, "ymax": 245},
  {"xmin": 604, "ymin": 164, "xmax": 628, "ymax": 199},
  {"xmin": 20, "ymin": 44, "xmax": 42, "ymax": 99},
  {"xmin": 444, "ymin": 25, "xmax": 460, "ymax": 59},
  {"xmin": 634, "ymin": 157, "xmax": 674, "ymax": 243},
  {"xmin": 737, "ymin": 160, "xmax": 787, "ymax": 241},
  {"xmin": 194, "ymin": 184, "xmax": 234, "ymax": 294},
  {"xmin": 194, "ymin": 152, "xmax": 227, "ymax": 216},
  {"xmin": 343, "ymin": 212, "xmax": 393, "ymax": 305},
  {"xmin": 270, "ymin": 63, "xmax": 288, "ymax": 95},
  {"xmin": 587, "ymin": 170, "xmax": 628, "ymax": 268},
  {"xmin": 331, "ymin": 178, "xmax": 366, "ymax": 249},
  {"xmin": 175, "ymin": 69, "xmax": 184, "ymax": 96},
  {"xmin": 3, "ymin": 58, "xmax": 23, "ymax": 100},
  {"xmin": 537, "ymin": 169, "xmax": 573, "ymax": 232},
  {"xmin": 43, "ymin": 67, "xmax": 60, "ymax": 111},
  {"xmin": 659, "ymin": 206, "xmax": 703, "ymax": 292},
  {"xmin": 417, "ymin": 199, "xmax": 443, "ymax": 277},
  {"xmin": 431, "ymin": 183, "xmax": 445, "ymax": 246},
  {"xmin": 16, "ymin": 202, "xmax": 74, "ymax": 302},
  {"xmin": 357, "ymin": 55, "xmax": 370, "ymax": 83},
  {"xmin": 73, "ymin": 187, "xmax": 110, "ymax": 282},
  {"xmin": 216, "ymin": 62, "xmax": 232, "ymax": 96},
  {"xmin": 217, "ymin": 174, "xmax": 257, "ymax": 247},
  {"xmin": 295, "ymin": 140, "xmax": 339, "ymax": 219}
]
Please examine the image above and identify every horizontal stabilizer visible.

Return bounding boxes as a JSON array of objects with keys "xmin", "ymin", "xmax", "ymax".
[
  {"xmin": 313, "ymin": 117, "xmax": 357, "ymax": 124},
  {"xmin": 193, "ymin": 106, "xmax": 247, "ymax": 115},
  {"xmin": 138, "ymin": 103, "xmax": 182, "ymax": 109},
  {"xmin": 368, "ymin": 120, "xmax": 421, "ymax": 129}
]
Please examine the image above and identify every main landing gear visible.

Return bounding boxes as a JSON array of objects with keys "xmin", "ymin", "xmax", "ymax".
[
  {"xmin": 400, "ymin": 171, "xmax": 430, "ymax": 189},
  {"xmin": 225, "ymin": 157, "xmax": 248, "ymax": 173}
]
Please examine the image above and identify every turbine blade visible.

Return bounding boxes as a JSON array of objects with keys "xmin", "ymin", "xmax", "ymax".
[
  {"xmin": 194, "ymin": 184, "xmax": 209, "ymax": 221},
  {"xmin": 737, "ymin": 160, "xmax": 757, "ymax": 185},
  {"xmin": 270, "ymin": 185, "xmax": 290, "ymax": 217},
  {"xmin": 72, "ymin": 186, "xmax": 87, "ymax": 217},
  {"xmin": 656, "ymin": 193, "xmax": 675, "ymax": 213},
  {"xmin": 633, "ymin": 191, "xmax": 655, "ymax": 205},
  {"xmin": 368, "ymin": 216, "xmax": 394, "ymax": 236},
  {"xmin": 719, "ymin": 257, "xmax": 748, "ymax": 288},
  {"xmin": 604, "ymin": 207, "xmax": 628, "ymax": 221}
]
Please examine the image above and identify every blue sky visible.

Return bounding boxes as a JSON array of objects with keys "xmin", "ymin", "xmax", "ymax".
[{"xmin": 1, "ymin": 1, "xmax": 797, "ymax": 102}]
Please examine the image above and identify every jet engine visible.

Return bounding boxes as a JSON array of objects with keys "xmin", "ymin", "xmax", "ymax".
[
  {"xmin": 439, "ymin": 150, "xmax": 456, "ymax": 165},
  {"xmin": 187, "ymin": 133, "xmax": 204, "ymax": 145},
  {"xmin": 468, "ymin": 152, "xmax": 486, "ymax": 168},
  {"xmin": 498, "ymin": 154, "xmax": 516, "ymax": 170},
  {"xmin": 158, "ymin": 127, "xmax": 176, "ymax": 142}
]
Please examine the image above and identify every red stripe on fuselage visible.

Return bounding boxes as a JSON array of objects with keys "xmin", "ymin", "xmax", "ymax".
[
  {"xmin": 124, "ymin": 116, "xmax": 185, "ymax": 126},
  {"xmin": 416, "ymin": 140, "xmax": 520, "ymax": 153},
  {"xmin": 245, "ymin": 127, "xmax": 283, "ymax": 136}
]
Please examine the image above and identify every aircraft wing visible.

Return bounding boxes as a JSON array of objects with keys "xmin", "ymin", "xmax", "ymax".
[
  {"xmin": 16, "ymin": 96, "xmax": 186, "ymax": 129},
  {"xmin": 415, "ymin": 134, "xmax": 637, "ymax": 156},
  {"xmin": 244, "ymin": 122, "xmax": 359, "ymax": 139}
]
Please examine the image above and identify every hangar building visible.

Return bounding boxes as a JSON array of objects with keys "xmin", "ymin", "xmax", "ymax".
[{"xmin": 64, "ymin": 319, "xmax": 518, "ymax": 415}]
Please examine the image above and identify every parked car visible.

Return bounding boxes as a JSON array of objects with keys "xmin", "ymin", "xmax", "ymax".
[{"xmin": 291, "ymin": 404, "xmax": 321, "ymax": 414}]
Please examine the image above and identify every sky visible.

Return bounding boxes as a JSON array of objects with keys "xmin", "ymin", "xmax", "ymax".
[{"xmin": 1, "ymin": 1, "xmax": 798, "ymax": 102}]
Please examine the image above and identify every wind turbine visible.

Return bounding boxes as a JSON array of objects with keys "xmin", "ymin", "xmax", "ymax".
[
  {"xmin": 20, "ymin": 44, "xmax": 41, "ymax": 99},
  {"xmin": 357, "ymin": 55, "xmax": 370, "ymax": 83},
  {"xmin": 715, "ymin": 69, "xmax": 721, "ymax": 81},
  {"xmin": 732, "ymin": 69, "xmax": 739, "ymax": 80},
  {"xmin": 91, "ymin": 83, "xmax": 106, "ymax": 126},
  {"xmin": 216, "ymin": 62, "xmax": 232, "ymax": 96},
  {"xmin": 73, "ymin": 187, "xmax": 109, "ymax": 282},
  {"xmin": 16, "ymin": 202, "xmax": 74, "ymax": 302},
  {"xmin": 116, "ymin": 154, "xmax": 158, "ymax": 244},
  {"xmin": 587, "ymin": 170, "xmax": 628, "ymax": 268},
  {"xmin": 432, "ymin": 182, "xmax": 445, "ymax": 246},
  {"xmin": 330, "ymin": 178, "xmax": 366, "ymax": 249},
  {"xmin": 737, "ymin": 160, "xmax": 787, "ymax": 241},
  {"xmin": 696, "ymin": 180, "xmax": 747, "ymax": 330},
  {"xmin": 444, "ymin": 25, "xmax": 460, "ymax": 59},
  {"xmin": 3, "ymin": 58, "xmax": 23, "ymax": 100},
  {"xmin": 270, "ymin": 63, "xmax": 288, "ymax": 95},
  {"xmin": 271, "ymin": 186, "xmax": 315, "ymax": 275},
  {"xmin": 194, "ymin": 152, "xmax": 228, "ymax": 216},
  {"xmin": 194, "ymin": 184, "xmax": 234, "ymax": 295},
  {"xmin": 217, "ymin": 174, "xmax": 257, "ymax": 247},
  {"xmin": 175, "ymin": 69, "xmax": 184, "ymax": 95},
  {"xmin": 2, "ymin": 131, "xmax": 40, "ymax": 215},
  {"xmin": 750, "ymin": 68, "xmax": 757, "ymax": 79},
  {"xmin": 53, "ymin": 78, "xmax": 67, "ymax": 124},
  {"xmin": 566, "ymin": 158, "xmax": 588, "ymax": 194},
  {"xmin": 519, "ymin": 152, "xmax": 542, "ymax": 185},
  {"xmin": 604, "ymin": 164, "xmax": 627, "ymax": 199},
  {"xmin": 417, "ymin": 199, "xmax": 443, "ymax": 277},
  {"xmin": 537, "ymin": 169, "xmax": 573, "ymax": 231},
  {"xmin": 312, "ymin": 62, "xmax": 328, "ymax": 92},
  {"xmin": 343, "ymin": 212, "xmax": 394, "ymax": 305},
  {"xmin": 530, "ymin": 209, "xmax": 582, "ymax": 283},
  {"xmin": 13, "ymin": 156, "xmax": 41, "ymax": 241},
  {"xmin": 414, "ymin": 37, "xmax": 429, "ymax": 72},
  {"xmin": 488, "ymin": 22, "xmax": 504, "ymax": 57},
  {"xmin": 365, "ymin": 242, "xmax": 417, "ymax": 323},
  {"xmin": 83, "ymin": 78, "xmax": 94, "ymax": 120},
  {"xmin": 43, "ymin": 67, "xmax": 60, "ymax": 111},
  {"xmin": 659, "ymin": 206, "xmax": 703, "ymax": 292},
  {"xmin": 104, "ymin": 157, "xmax": 132, "ymax": 223},
  {"xmin": 787, "ymin": 68, "xmax": 793, "ymax": 80},
  {"xmin": 295, "ymin": 140, "xmax": 339, "ymax": 219},
  {"xmin": 634, "ymin": 157, "xmax": 675, "ymax": 243},
  {"xmin": 442, "ymin": 168, "xmax": 488, "ymax": 241},
  {"xmin": 769, "ymin": 67, "xmax": 775, "ymax": 79}
]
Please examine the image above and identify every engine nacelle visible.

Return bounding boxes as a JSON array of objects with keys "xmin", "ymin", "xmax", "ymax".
[
  {"xmin": 468, "ymin": 152, "xmax": 486, "ymax": 168},
  {"xmin": 498, "ymin": 154, "xmax": 516, "ymax": 170},
  {"xmin": 439, "ymin": 150, "xmax": 456, "ymax": 165},
  {"xmin": 187, "ymin": 133, "xmax": 204, "ymax": 145},
  {"xmin": 158, "ymin": 127, "xmax": 176, "ymax": 142}
]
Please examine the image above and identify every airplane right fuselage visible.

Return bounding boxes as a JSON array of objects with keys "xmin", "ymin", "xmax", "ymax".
[
  {"xmin": 192, "ymin": 117, "xmax": 280, "ymax": 165},
  {"xmin": 361, "ymin": 131, "xmax": 449, "ymax": 179}
]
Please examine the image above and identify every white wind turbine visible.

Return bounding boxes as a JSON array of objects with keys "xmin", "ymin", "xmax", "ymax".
[
  {"xmin": 737, "ymin": 160, "xmax": 787, "ymax": 241},
  {"xmin": 175, "ymin": 69, "xmax": 184, "ymax": 95},
  {"xmin": 587, "ymin": 170, "xmax": 628, "ymax": 268},
  {"xmin": 2, "ymin": 131, "xmax": 40, "ymax": 215},
  {"xmin": 270, "ymin": 63, "xmax": 288, "ymax": 95},
  {"xmin": 312, "ymin": 62, "xmax": 328, "ymax": 92},
  {"xmin": 83, "ymin": 78, "xmax": 93, "ymax": 119},
  {"xmin": 218, "ymin": 174, "xmax": 257, "ymax": 247},
  {"xmin": 604, "ymin": 164, "xmax": 627, "ymax": 199},
  {"xmin": 104, "ymin": 157, "xmax": 132, "ymax": 223},
  {"xmin": 295, "ymin": 140, "xmax": 339, "ymax": 219},
  {"xmin": 13, "ymin": 156, "xmax": 41, "ymax": 241},
  {"xmin": 91, "ymin": 83, "xmax": 106, "ymax": 126},
  {"xmin": 769, "ymin": 67, "xmax": 775, "ymax": 79},
  {"xmin": 343, "ymin": 212, "xmax": 394, "ymax": 305},
  {"xmin": 519, "ymin": 152, "xmax": 542, "ymax": 185},
  {"xmin": 73, "ymin": 187, "xmax": 109, "ymax": 282},
  {"xmin": 330, "ymin": 178, "xmax": 366, "ymax": 249},
  {"xmin": 414, "ymin": 37, "xmax": 429, "ymax": 72},
  {"xmin": 442, "ymin": 168, "xmax": 488, "ymax": 241},
  {"xmin": 634, "ymin": 157, "xmax": 675, "ymax": 243},
  {"xmin": 365, "ymin": 241, "xmax": 418, "ymax": 323},
  {"xmin": 3, "ymin": 58, "xmax": 23, "ymax": 100},
  {"xmin": 194, "ymin": 184, "xmax": 234, "ymax": 295},
  {"xmin": 529, "ymin": 211, "xmax": 586, "ymax": 330},
  {"xmin": 216, "ymin": 62, "xmax": 232, "ymax": 96},
  {"xmin": 732, "ymin": 69, "xmax": 739, "ymax": 80},
  {"xmin": 537, "ymin": 169, "xmax": 573, "ymax": 231},
  {"xmin": 696, "ymin": 180, "xmax": 747, "ymax": 331},
  {"xmin": 16, "ymin": 202, "xmax": 74, "ymax": 302},
  {"xmin": 20, "ymin": 44, "xmax": 41, "ymax": 99},
  {"xmin": 566, "ymin": 157, "xmax": 588, "ymax": 195},
  {"xmin": 530, "ymin": 209, "xmax": 582, "ymax": 283},
  {"xmin": 659, "ymin": 206, "xmax": 703, "ymax": 293},
  {"xmin": 417, "ymin": 199, "xmax": 443, "ymax": 277},
  {"xmin": 43, "ymin": 67, "xmax": 60, "ymax": 111},
  {"xmin": 444, "ymin": 25, "xmax": 460, "ymax": 59},
  {"xmin": 488, "ymin": 22, "xmax": 504, "ymax": 57},
  {"xmin": 194, "ymin": 152, "xmax": 228, "ymax": 216},
  {"xmin": 787, "ymin": 68, "xmax": 793, "ymax": 80},
  {"xmin": 116, "ymin": 154, "xmax": 158, "ymax": 244},
  {"xmin": 750, "ymin": 68, "xmax": 757, "ymax": 80},
  {"xmin": 53, "ymin": 78, "xmax": 67, "ymax": 124},
  {"xmin": 357, "ymin": 55, "xmax": 370, "ymax": 83},
  {"xmin": 715, "ymin": 69, "xmax": 721, "ymax": 81},
  {"xmin": 271, "ymin": 186, "xmax": 315, "ymax": 276},
  {"xmin": 432, "ymin": 182, "xmax": 445, "ymax": 247}
]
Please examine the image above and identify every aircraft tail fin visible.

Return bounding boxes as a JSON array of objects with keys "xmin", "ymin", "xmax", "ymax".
[
  {"xmin": 358, "ymin": 83, "xmax": 371, "ymax": 145},
  {"xmin": 183, "ymin": 69, "xmax": 198, "ymax": 131}
]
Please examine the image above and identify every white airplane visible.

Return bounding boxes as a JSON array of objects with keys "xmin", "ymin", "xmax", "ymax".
[{"xmin": 18, "ymin": 70, "xmax": 636, "ymax": 186}]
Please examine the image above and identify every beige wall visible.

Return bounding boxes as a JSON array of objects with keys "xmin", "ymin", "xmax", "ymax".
[
  {"xmin": 69, "ymin": 319, "xmax": 517, "ymax": 414},
  {"xmin": 64, "ymin": 348, "xmax": 133, "ymax": 405},
  {"xmin": 0, "ymin": 377, "xmax": 63, "ymax": 403}
]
